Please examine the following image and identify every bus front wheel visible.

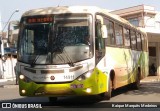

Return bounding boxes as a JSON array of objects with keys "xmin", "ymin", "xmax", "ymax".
[
  {"xmin": 100, "ymin": 79, "xmax": 112, "ymax": 100},
  {"xmin": 104, "ymin": 79, "xmax": 112, "ymax": 100}
]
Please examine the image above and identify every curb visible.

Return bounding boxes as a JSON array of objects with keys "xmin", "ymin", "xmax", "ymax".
[
  {"xmin": 0, "ymin": 79, "xmax": 8, "ymax": 82},
  {"xmin": 0, "ymin": 84, "xmax": 18, "ymax": 88},
  {"xmin": 141, "ymin": 78, "xmax": 160, "ymax": 83},
  {"xmin": 141, "ymin": 80, "xmax": 160, "ymax": 83},
  {"xmin": 0, "ymin": 79, "xmax": 17, "ymax": 88}
]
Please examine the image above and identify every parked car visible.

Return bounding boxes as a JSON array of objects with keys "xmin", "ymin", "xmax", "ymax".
[{"xmin": 0, "ymin": 47, "xmax": 17, "ymax": 55}]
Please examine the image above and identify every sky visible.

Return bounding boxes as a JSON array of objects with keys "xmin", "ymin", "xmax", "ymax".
[{"xmin": 0, "ymin": 0, "xmax": 160, "ymax": 30}]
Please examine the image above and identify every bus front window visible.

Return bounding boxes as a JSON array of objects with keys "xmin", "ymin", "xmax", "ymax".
[{"xmin": 18, "ymin": 14, "xmax": 93, "ymax": 65}]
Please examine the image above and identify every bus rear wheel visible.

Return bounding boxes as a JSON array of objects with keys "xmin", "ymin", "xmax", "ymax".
[
  {"xmin": 132, "ymin": 69, "xmax": 141, "ymax": 89},
  {"xmin": 49, "ymin": 97, "xmax": 58, "ymax": 102}
]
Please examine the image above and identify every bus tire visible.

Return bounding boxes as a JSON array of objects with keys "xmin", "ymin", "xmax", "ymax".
[
  {"xmin": 100, "ymin": 77, "xmax": 112, "ymax": 100},
  {"xmin": 49, "ymin": 97, "xmax": 58, "ymax": 102},
  {"xmin": 132, "ymin": 69, "xmax": 141, "ymax": 89},
  {"xmin": 104, "ymin": 79, "xmax": 112, "ymax": 100}
]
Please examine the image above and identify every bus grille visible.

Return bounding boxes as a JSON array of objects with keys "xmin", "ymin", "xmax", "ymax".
[{"xmin": 35, "ymin": 86, "xmax": 75, "ymax": 95}]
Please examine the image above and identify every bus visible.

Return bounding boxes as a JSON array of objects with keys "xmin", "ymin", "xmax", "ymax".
[{"xmin": 16, "ymin": 6, "xmax": 148, "ymax": 101}]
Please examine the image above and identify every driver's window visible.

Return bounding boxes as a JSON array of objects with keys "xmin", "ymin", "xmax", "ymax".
[
  {"xmin": 95, "ymin": 15, "xmax": 105, "ymax": 50},
  {"xmin": 24, "ymin": 30, "xmax": 34, "ymax": 54}
]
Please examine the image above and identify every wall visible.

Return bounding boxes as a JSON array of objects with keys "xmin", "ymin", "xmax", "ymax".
[{"xmin": 0, "ymin": 56, "xmax": 17, "ymax": 79}]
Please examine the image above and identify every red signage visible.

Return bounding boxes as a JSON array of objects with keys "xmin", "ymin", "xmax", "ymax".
[{"xmin": 27, "ymin": 17, "xmax": 53, "ymax": 23}]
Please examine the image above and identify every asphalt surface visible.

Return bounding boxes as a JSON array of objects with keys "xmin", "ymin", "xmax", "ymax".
[
  {"xmin": 0, "ymin": 76, "xmax": 159, "ymax": 88},
  {"xmin": 0, "ymin": 76, "xmax": 160, "ymax": 111}
]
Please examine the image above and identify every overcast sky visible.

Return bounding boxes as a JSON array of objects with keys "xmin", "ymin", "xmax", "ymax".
[{"xmin": 0, "ymin": 0, "xmax": 159, "ymax": 29}]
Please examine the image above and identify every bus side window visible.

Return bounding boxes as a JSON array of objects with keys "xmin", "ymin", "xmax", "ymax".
[
  {"xmin": 115, "ymin": 23, "xmax": 123, "ymax": 46},
  {"xmin": 24, "ymin": 29, "xmax": 34, "ymax": 54},
  {"xmin": 104, "ymin": 18, "xmax": 115, "ymax": 46},
  {"xmin": 137, "ymin": 32, "xmax": 142, "ymax": 50},
  {"xmin": 123, "ymin": 27, "xmax": 130, "ymax": 48},
  {"xmin": 131, "ymin": 30, "xmax": 137, "ymax": 50},
  {"xmin": 95, "ymin": 20, "xmax": 105, "ymax": 50}
]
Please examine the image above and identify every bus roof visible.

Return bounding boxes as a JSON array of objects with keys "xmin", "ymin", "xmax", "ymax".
[
  {"xmin": 22, "ymin": 6, "xmax": 101, "ymax": 16},
  {"xmin": 22, "ymin": 6, "xmax": 146, "ymax": 34}
]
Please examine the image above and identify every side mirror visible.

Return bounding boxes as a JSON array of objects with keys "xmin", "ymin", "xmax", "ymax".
[{"xmin": 101, "ymin": 25, "xmax": 108, "ymax": 38}]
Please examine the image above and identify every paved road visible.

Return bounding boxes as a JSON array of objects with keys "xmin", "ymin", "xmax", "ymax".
[
  {"xmin": 1, "ymin": 82, "xmax": 160, "ymax": 102},
  {"xmin": 0, "ymin": 81, "xmax": 160, "ymax": 111}
]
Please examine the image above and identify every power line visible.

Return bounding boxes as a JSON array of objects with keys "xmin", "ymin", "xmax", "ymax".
[{"xmin": 58, "ymin": 0, "xmax": 63, "ymax": 7}]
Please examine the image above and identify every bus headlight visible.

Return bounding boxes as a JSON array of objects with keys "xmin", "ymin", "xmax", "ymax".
[
  {"xmin": 19, "ymin": 74, "xmax": 32, "ymax": 83},
  {"xmin": 76, "ymin": 70, "xmax": 93, "ymax": 81},
  {"xmin": 86, "ymin": 88, "xmax": 92, "ymax": 93},
  {"xmin": 19, "ymin": 75, "xmax": 25, "ymax": 80},
  {"xmin": 21, "ymin": 89, "xmax": 26, "ymax": 94}
]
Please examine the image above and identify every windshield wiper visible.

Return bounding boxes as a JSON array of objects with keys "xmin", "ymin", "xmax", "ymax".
[
  {"xmin": 51, "ymin": 47, "xmax": 74, "ymax": 67},
  {"xmin": 30, "ymin": 55, "xmax": 40, "ymax": 67},
  {"xmin": 63, "ymin": 49, "xmax": 74, "ymax": 67},
  {"xmin": 50, "ymin": 21, "xmax": 74, "ymax": 67}
]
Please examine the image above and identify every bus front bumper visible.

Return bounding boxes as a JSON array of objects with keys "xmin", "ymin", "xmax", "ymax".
[
  {"xmin": 19, "ymin": 81, "xmax": 95, "ymax": 96},
  {"xmin": 18, "ymin": 68, "xmax": 108, "ymax": 97}
]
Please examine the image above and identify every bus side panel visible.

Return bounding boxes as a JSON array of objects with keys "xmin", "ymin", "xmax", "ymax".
[
  {"xmin": 102, "ymin": 47, "xmax": 146, "ymax": 89},
  {"xmin": 140, "ymin": 51, "xmax": 149, "ymax": 79}
]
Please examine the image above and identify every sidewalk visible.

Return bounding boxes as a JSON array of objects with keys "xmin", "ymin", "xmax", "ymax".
[
  {"xmin": 141, "ymin": 76, "xmax": 160, "ymax": 83},
  {"xmin": 0, "ymin": 78, "xmax": 18, "ymax": 88}
]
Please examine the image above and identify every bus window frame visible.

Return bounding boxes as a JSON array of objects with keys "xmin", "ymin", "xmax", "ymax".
[
  {"xmin": 130, "ymin": 29, "xmax": 137, "ymax": 50},
  {"xmin": 114, "ymin": 23, "xmax": 124, "ymax": 47},
  {"xmin": 136, "ymin": 32, "xmax": 142, "ymax": 51},
  {"xmin": 95, "ymin": 12, "xmax": 147, "ymax": 51},
  {"xmin": 123, "ymin": 27, "xmax": 131, "ymax": 48},
  {"xmin": 95, "ymin": 13, "xmax": 117, "ymax": 47},
  {"xmin": 103, "ymin": 17, "xmax": 116, "ymax": 46}
]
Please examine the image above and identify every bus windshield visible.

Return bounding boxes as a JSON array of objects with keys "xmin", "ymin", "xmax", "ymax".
[{"xmin": 18, "ymin": 14, "xmax": 93, "ymax": 65}]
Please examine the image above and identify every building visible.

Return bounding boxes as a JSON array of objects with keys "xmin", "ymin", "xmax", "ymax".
[
  {"xmin": 0, "ymin": 20, "xmax": 18, "ymax": 79},
  {"xmin": 111, "ymin": 5, "xmax": 160, "ymax": 76},
  {"xmin": 0, "ymin": 13, "xmax": 2, "ymax": 31},
  {"xmin": 7, "ymin": 20, "xmax": 19, "ymax": 48}
]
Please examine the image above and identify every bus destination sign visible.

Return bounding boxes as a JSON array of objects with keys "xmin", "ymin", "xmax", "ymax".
[{"xmin": 27, "ymin": 16, "xmax": 53, "ymax": 23}]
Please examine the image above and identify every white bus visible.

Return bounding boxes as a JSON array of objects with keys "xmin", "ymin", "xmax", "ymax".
[{"xmin": 16, "ymin": 6, "xmax": 148, "ymax": 101}]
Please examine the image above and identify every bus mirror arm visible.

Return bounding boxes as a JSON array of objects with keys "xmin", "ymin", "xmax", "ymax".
[{"xmin": 95, "ymin": 20, "xmax": 108, "ymax": 38}]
